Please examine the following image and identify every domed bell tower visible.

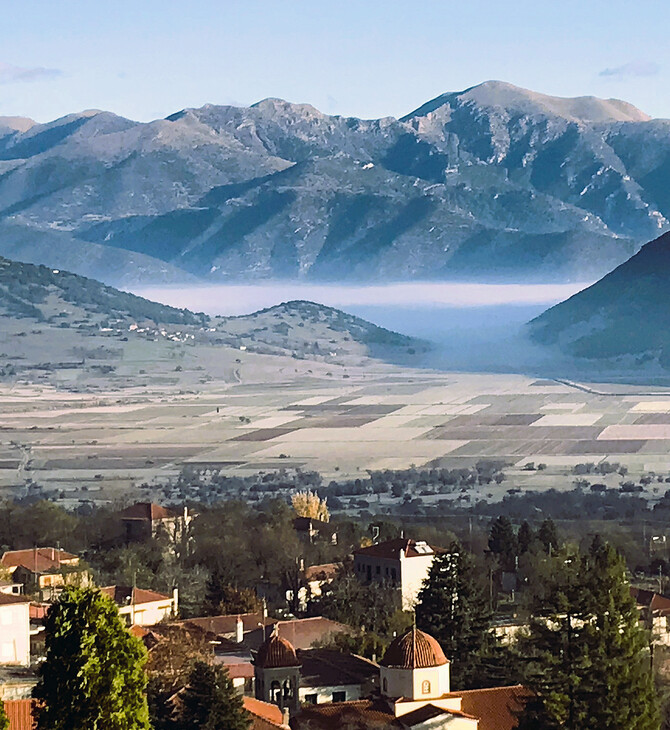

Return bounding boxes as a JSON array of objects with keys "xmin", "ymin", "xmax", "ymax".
[{"xmin": 253, "ymin": 627, "xmax": 301, "ymax": 717}]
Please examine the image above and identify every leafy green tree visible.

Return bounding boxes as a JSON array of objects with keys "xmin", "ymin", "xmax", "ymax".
[
  {"xmin": 311, "ymin": 569, "xmax": 402, "ymax": 637},
  {"xmin": 33, "ymin": 586, "xmax": 150, "ymax": 730},
  {"xmin": 416, "ymin": 542, "xmax": 494, "ymax": 688},
  {"xmin": 537, "ymin": 518, "xmax": 559, "ymax": 555},
  {"xmin": 176, "ymin": 661, "xmax": 250, "ymax": 730},
  {"xmin": 202, "ymin": 569, "xmax": 261, "ymax": 616},
  {"xmin": 488, "ymin": 516, "xmax": 517, "ymax": 571},
  {"xmin": 0, "ymin": 700, "xmax": 8, "ymax": 730},
  {"xmin": 518, "ymin": 542, "xmax": 659, "ymax": 729}
]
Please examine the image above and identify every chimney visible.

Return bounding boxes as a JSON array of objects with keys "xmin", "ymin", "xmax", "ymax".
[
  {"xmin": 235, "ymin": 616, "xmax": 244, "ymax": 644},
  {"xmin": 299, "ymin": 558, "xmax": 304, "ymax": 572},
  {"xmin": 172, "ymin": 587, "xmax": 179, "ymax": 618},
  {"xmin": 282, "ymin": 708, "xmax": 290, "ymax": 726},
  {"xmin": 262, "ymin": 598, "xmax": 268, "ymax": 619}
]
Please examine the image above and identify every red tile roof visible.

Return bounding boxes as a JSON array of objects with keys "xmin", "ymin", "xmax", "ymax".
[
  {"xmin": 100, "ymin": 586, "xmax": 172, "ymax": 606},
  {"xmin": 255, "ymin": 632, "xmax": 301, "ymax": 669},
  {"xmin": 1, "ymin": 548, "xmax": 78, "ymax": 573},
  {"xmin": 381, "ymin": 628, "xmax": 448, "ymax": 669},
  {"xmin": 183, "ymin": 611, "xmax": 273, "ymax": 637},
  {"xmin": 304, "ymin": 563, "xmax": 341, "ymax": 582},
  {"xmin": 447, "ymin": 685, "xmax": 530, "ymax": 730},
  {"xmin": 273, "ymin": 617, "xmax": 353, "ymax": 650},
  {"xmin": 354, "ymin": 538, "xmax": 440, "ymax": 560},
  {"xmin": 295, "ymin": 699, "xmax": 402, "ymax": 729},
  {"xmin": 4, "ymin": 699, "xmax": 35, "ymax": 730},
  {"xmin": 119, "ymin": 502, "xmax": 179, "ymax": 521},
  {"xmin": 631, "ymin": 587, "xmax": 670, "ymax": 614},
  {"xmin": 243, "ymin": 696, "xmax": 285, "ymax": 725}
]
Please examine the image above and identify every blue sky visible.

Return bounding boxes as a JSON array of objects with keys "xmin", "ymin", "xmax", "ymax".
[{"xmin": 2, "ymin": 0, "xmax": 669, "ymax": 123}]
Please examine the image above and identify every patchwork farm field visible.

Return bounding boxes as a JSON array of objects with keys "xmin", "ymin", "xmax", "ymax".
[{"xmin": 4, "ymin": 371, "xmax": 670, "ymax": 505}]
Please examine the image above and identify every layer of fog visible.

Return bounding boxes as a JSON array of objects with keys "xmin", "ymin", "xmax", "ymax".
[{"xmin": 131, "ymin": 281, "xmax": 592, "ymax": 375}]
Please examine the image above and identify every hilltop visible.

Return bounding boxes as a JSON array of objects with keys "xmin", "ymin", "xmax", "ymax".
[
  {"xmin": 1, "ymin": 81, "xmax": 668, "ymax": 285},
  {"xmin": 0, "ymin": 257, "xmax": 427, "ymax": 387}
]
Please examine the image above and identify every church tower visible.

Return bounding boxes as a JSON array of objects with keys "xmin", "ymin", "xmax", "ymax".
[
  {"xmin": 379, "ymin": 627, "xmax": 451, "ymax": 705},
  {"xmin": 253, "ymin": 627, "xmax": 302, "ymax": 717}
]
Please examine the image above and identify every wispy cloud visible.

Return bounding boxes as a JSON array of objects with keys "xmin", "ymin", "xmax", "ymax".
[
  {"xmin": 0, "ymin": 62, "xmax": 62, "ymax": 85},
  {"xmin": 599, "ymin": 61, "xmax": 660, "ymax": 79}
]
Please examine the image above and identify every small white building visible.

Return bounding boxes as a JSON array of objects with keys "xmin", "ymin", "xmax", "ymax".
[
  {"xmin": 100, "ymin": 586, "xmax": 178, "ymax": 626},
  {"xmin": 353, "ymin": 538, "xmax": 440, "ymax": 610},
  {"xmin": 0, "ymin": 593, "xmax": 30, "ymax": 667}
]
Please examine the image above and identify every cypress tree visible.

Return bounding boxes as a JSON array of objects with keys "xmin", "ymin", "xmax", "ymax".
[
  {"xmin": 518, "ymin": 543, "xmax": 659, "ymax": 730},
  {"xmin": 488, "ymin": 516, "xmax": 518, "ymax": 570},
  {"xmin": 415, "ymin": 541, "xmax": 492, "ymax": 688},
  {"xmin": 517, "ymin": 521, "xmax": 534, "ymax": 555},
  {"xmin": 177, "ymin": 661, "xmax": 250, "ymax": 730},
  {"xmin": 537, "ymin": 518, "xmax": 559, "ymax": 554},
  {"xmin": 33, "ymin": 586, "xmax": 150, "ymax": 730}
]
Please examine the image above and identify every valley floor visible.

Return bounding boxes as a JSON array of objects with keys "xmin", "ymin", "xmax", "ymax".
[{"xmin": 3, "ymin": 369, "xmax": 670, "ymax": 508}]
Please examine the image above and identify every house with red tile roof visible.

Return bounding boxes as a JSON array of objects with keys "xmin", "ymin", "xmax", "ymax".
[
  {"xmin": 354, "ymin": 538, "xmax": 442, "ymax": 610},
  {"xmin": 631, "ymin": 586, "xmax": 670, "ymax": 646},
  {"xmin": 100, "ymin": 586, "xmax": 178, "ymax": 626},
  {"xmin": 0, "ymin": 548, "xmax": 87, "ymax": 600},
  {"xmin": 119, "ymin": 502, "xmax": 191, "ymax": 542}
]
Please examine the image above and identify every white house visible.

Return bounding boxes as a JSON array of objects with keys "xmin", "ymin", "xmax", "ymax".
[
  {"xmin": 353, "ymin": 538, "xmax": 441, "ymax": 610},
  {"xmin": 0, "ymin": 593, "xmax": 30, "ymax": 667},
  {"xmin": 100, "ymin": 586, "xmax": 178, "ymax": 626}
]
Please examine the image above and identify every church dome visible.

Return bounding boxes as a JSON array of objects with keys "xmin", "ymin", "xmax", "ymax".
[
  {"xmin": 381, "ymin": 628, "xmax": 448, "ymax": 669},
  {"xmin": 255, "ymin": 631, "xmax": 301, "ymax": 669}
]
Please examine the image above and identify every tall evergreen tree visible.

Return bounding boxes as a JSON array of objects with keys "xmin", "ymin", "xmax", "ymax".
[
  {"xmin": 415, "ymin": 541, "xmax": 493, "ymax": 688},
  {"xmin": 537, "ymin": 518, "xmax": 559, "ymax": 555},
  {"xmin": 518, "ymin": 543, "xmax": 659, "ymax": 730},
  {"xmin": 33, "ymin": 586, "xmax": 150, "ymax": 730},
  {"xmin": 488, "ymin": 516, "xmax": 517, "ymax": 570},
  {"xmin": 517, "ymin": 521, "xmax": 534, "ymax": 555},
  {"xmin": 177, "ymin": 661, "xmax": 250, "ymax": 730}
]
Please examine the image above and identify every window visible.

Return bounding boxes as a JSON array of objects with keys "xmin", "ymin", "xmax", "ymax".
[
  {"xmin": 271, "ymin": 681, "xmax": 281, "ymax": 705},
  {"xmin": 375, "ymin": 565, "xmax": 380, "ymax": 575},
  {"xmin": 422, "ymin": 680, "xmax": 431, "ymax": 695},
  {"xmin": 332, "ymin": 691, "xmax": 346, "ymax": 703},
  {"xmin": 391, "ymin": 568, "xmax": 397, "ymax": 581},
  {"xmin": 305, "ymin": 694, "xmax": 318, "ymax": 705}
]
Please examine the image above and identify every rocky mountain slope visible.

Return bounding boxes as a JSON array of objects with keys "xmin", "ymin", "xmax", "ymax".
[
  {"xmin": 1, "ymin": 81, "xmax": 669, "ymax": 285},
  {"xmin": 528, "ymin": 231, "xmax": 670, "ymax": 367}
]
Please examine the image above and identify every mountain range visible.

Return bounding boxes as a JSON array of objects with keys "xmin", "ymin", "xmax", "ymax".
[
  {"xmin": 528, "ymin": 231, "xmax": 670, "ymax": 368},
  {"xmin": 1, "ymin": 81, "xmax": 669, "ymax": 286}
]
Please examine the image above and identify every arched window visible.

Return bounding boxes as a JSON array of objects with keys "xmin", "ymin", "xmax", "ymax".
[
  {"xmin": 422, "ymin": 680, "xmax": 431, "ymax": 695},
  {"xmin": 270, "ymin": 681, "xmax": 281, "ymax": 705},
  {"xmin": 283, "ymin": 679, "xmax": 293, "ymax": 700}
]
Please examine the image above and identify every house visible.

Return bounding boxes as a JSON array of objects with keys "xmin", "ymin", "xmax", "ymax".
[
  {"xmin": 297, "ymin": 648, "xmax": 379, "ymax": 705},
  {"xmin": 292, "ymin": 518, "xmax": 337, "ymax": 546},
  {"xmin": 287, "ymin": 563, "xmax": 341, "ymax": 612},
  {"xmin": 0, "ymin": 580, "xmax": 22, "ymax": 597},
  {"xmin": 182, "ymin": 610, "xmax": 274, "ymax": 644},
  {"xmin": 288, "ymin": 627, "xmax": 528, "ymax": 729},
  {"xmin": 119, "ymin": 502, "xmax": 191, "ymax": 543},
  {"xmin": 0, "ymin": 594, "xmax": 30, "ymax": 667},
  {"xmin": 353, "ymin": 539, "xmax": 442, "ymax": 610},
  {"xmin": 100, "ymin": 586, "xmax": 178, "ymax": 626},
  {"xmin": 0, "ymin": 548, "xmax": 87, "ymax": 600},
  {"xmin": 245, "ymin": 617, "xmax": 354, "ymax": 652},
  {"xmin": 631, "ymin": 587, "xmax": 670, "ymax": 646}
]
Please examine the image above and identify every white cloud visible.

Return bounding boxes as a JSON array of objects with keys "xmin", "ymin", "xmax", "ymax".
[
  {"xmin": 0, "ymin": 62, "xmax": 62, "ymax": 85},
  {"xmin": 599, "ymin": 61, "xmax": 660, "ymax": 79}
]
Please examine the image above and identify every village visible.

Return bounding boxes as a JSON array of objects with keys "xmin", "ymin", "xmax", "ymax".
[{"xmin": 0, "ymin": 492, "xmax": 666, "ymax": 729}]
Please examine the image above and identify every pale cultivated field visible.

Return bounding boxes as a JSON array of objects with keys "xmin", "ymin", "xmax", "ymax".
[{"xmin": 4, "ymin": 368, "xmax": 670, "ymax": 506}]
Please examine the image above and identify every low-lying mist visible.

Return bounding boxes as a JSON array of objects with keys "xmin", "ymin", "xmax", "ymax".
[{"xmin": 131, "ymin": 281, "xmax": 592, "ymax": 375}]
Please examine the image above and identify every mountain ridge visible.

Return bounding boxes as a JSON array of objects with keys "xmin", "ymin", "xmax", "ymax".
[{"xmin": 1, "ymin": 81, "xmax": 668, "ymax": 286}]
